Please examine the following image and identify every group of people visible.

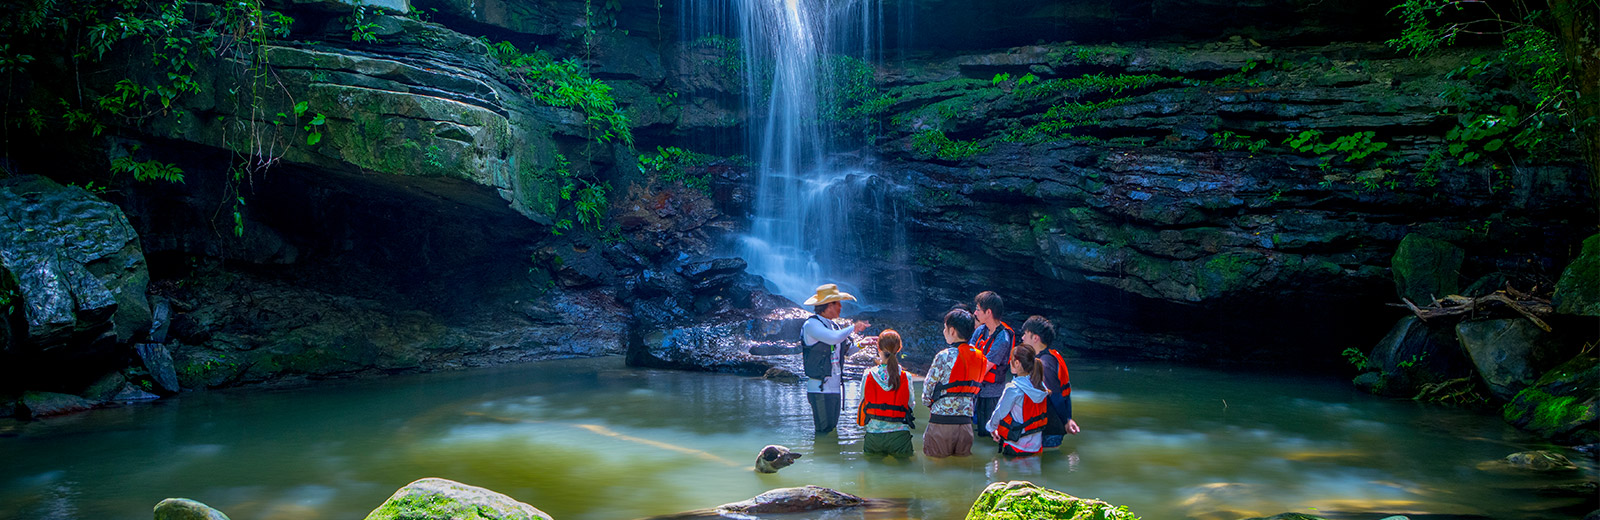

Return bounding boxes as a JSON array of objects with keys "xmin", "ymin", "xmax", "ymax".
[{"xmin": 799, "ymin": 284, "xmax": 1079, "ymax": 459}]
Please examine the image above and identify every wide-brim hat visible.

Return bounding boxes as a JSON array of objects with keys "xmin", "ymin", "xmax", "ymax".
[{"xmin": 803, "ymin": 284, "xmax": 857, "ymax": 306}]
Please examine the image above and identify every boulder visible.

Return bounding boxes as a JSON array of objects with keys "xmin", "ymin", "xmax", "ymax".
[
  {"xmin": 153, "ymin": 498, "xmax": 231, "ymax": 520},
  {"xmin": 1552, "ymin": 234, "xmax": 1600, "ymax": 317},
  {"xmin": 0, "ymin": 176, "xmax": 151, "ymax": 349},
  {"xmin": 364, "ymin": 477, "xmax": 551, "ymax": 520},
  {"xmin": 20, "ymin": 391, "xmax": 95, "ymax": 418},
  {"xmin": 762, "ymin": 367, "xmax": 800, "ymax": 383},
  {"xmin": 1503, "ymin": 355, "xmax": 1599, "ymax": 444},
  {"xmin": 81, "ymin": 371, "xmax": 128, "ymax": 402},
  {"xmin": 113, "ymin": 383, "xmax": 162, "ymax": 402},
  {"xmin": 967, "ymin": 481, "xmax": 1140, "ymax": 519},
  {"xmin": 1391, "ymin": 234, "xmax": 1463, "ymax": 305},
  {"xmin": 1456, "ymin": 319, "xmax": 1568, "ymax": 400},
  {"xmin": 1361, "ymin": 316, "xmax": 1474, "ymax": 396},
  {"xmin": 136, "ymin": 343, "xmax": 181, "ymax": 394},
  {"xmin": 716, "ymin": 486, "xmax": 862, "ymax": 515}
]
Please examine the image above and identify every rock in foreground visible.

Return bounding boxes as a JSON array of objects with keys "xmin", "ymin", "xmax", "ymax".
[
  {"xmin": 717, "ymin": 485, "xmax": 863, "ymax": 515},
  {"xmin": 153, "ymin": 498, "xmax": 231, "ymax": 520},
  {"xmin": 966, "ymin": 481, "xmax": 1139, "ymax": 520},
  {"xmin": 364, "ymin": 478, "xmax": 551, "ymax": 520}
]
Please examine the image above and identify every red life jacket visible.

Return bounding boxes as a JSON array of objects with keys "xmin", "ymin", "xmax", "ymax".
[
  {"xmin": 973, "ymin": 322, "xmax": 1015, "ymax": 383},
  {"xmin": 994, "ymin": 389, "xmax": 1049, "ymax": 442},
  {"xmin": 1044, "ymin": 349, "xmax": 1071, "ymax": 399},
  {"xmin": 926, "ymin": 343, "xmax": 987, "ymax": 404},
  {"xmin": 857, "ymin": 368, "xmax": 912, "ymax": 426}
]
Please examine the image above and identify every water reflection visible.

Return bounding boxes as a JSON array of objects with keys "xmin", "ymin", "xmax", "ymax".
[{"xmin": 0, "ymin": 357, "xmax": 1593, "ymax": 520}]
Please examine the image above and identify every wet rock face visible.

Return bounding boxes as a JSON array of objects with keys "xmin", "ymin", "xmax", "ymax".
[
  {"xmin": 1456, "ymin": 319, "xmax": 1573, "ymax": 400},
  {"xmin": 1552, "ymin": 234, "xmax": 1600, "ymax": 317},
  {"xmin": 0, "ymin": 176, "xmax": 150, "ymax": 356},
  {"xmin": 1503, "ymin": 356, "xmax": 1600, "ymax": 445}
]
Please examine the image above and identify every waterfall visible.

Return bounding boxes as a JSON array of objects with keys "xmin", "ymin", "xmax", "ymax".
[{"xmin": 680, "ymin": 0, "xmax": 910, "ymax": 310}]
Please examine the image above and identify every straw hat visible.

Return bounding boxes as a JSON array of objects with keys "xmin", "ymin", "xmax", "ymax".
[{"xmin": 803, "ymin": 284, "xmax": 857, "ymax": 306}]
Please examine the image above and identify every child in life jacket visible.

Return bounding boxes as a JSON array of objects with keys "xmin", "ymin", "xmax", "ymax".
[
  {"xmin": 858, "ymin": 330, "xmax": 916, "ymax": 458},
  {"xmin": 984, "ymin": 346, "xmax": 1050, "ymax": 457}
]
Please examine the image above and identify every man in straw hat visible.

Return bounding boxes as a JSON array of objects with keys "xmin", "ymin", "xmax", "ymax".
[{"xmin": 801, "ymin": 283, "xmax": 872, "ymax": 436}]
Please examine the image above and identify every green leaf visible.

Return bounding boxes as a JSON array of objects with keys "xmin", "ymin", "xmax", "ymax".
[
  {"xmin": 305, "ymin": 132, "xmax": 321, "ymax": 145},
  {"xmin": 1483, "ymin": 139, "xmax": 1504, "ymax": 152},
  {"xmin": 293, "ymin": 101, "xmax": 309, "ymax": 117}
]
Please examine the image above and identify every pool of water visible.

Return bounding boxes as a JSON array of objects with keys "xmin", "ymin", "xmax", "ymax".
[{"xmin": 0, "ymin": 357, "xmax": 1593, "ymax": 520}]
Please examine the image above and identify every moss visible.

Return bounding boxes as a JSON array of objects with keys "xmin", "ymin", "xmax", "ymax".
[
  {"xmin": 367, "ymin": 494, "xmax": 508, "ymax": 520},
  {"xmin": 967, "ymin": 481, "xmax": 1140, "ymax": 520},
  {"xmin": 911, "ymin": 129, "xmax": 987, "ymax": 161},
  {"xmin": 1193, "ymin": 253, "xmax": 1261, "ymax": 298},
  {"xmin": 1506, "ymin": 387, "xmax": 1591, "ymax": 431}
]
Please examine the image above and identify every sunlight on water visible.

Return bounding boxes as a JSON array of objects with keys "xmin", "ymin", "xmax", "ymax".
[{"xmin": 0, "ymin": 357, "xmax": 1594, "ymax": 520}]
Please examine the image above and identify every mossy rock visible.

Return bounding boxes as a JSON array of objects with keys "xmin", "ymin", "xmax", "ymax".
[
  {"xmin": 1552, "ymin": 234, "xmax": 1600, "ymax": 317},
  {"xmin": 364, "ymin": 477, "xmax": 551, "ymax": 520},
  {"xmin": 1391, "ymin": 233, "xmax": 1463, "ymax": 305},
  {"xmin": 1502, "ymin": 355, "xmax": 1599, "ymax": 444},
  {"xmin": 154, "ymin": 498, "xmax": 231, "ymax": 520},
  {"xmin": 966, "ymin": 481, "xmax": 1138, "ymax": 520}
]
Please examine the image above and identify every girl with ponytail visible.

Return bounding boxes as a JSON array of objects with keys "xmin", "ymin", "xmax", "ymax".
[
  {"xmin": 858, "ymin": 330, "xmax": 916, "ymax": 458},
  {"xmin": 984, "ymin": 346, "xmax": 1051, "ymax": 456}
]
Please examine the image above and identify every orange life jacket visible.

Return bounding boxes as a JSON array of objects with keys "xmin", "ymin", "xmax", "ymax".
[
  {"xmin": 974, "ymin": 322, "xmax": 1015, "ymax": 383},
  {"xmin": 927, "ymin": 343, "xmax": 988, "ymax": 404},
  {"xmin": 994, "ymin": 389, "xmax": 1049, "ymax": 442},
  {"xmin": 857, "ymin": 369, "xmax": 912, "ymax": 426},
  {"xmin": 1043, "ymin": 349, "xmax": 1071, "ymax": 399}
]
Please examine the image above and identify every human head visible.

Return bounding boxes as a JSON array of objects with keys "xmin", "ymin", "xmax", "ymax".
[
  {"xmin": 877, "ymin": 330, "xmax": 903, "ymax": 390},
  {"xmin": 943, "ymin": 308, "xmax": 975, "ymax": 343},
  {"xmin": 1020, "ymin": 315, "xmax": 1055, "ymax": 351},
  {"xmin": 804, "ymin": 284, "xmax": 856, "ymax": 318},
  {"xmin": 1011, "ymin": 344, "xmax": 1044, "ymax": 389},
  {"xmin": 974, "ymin": 291, "xmax": 1004, "ymax": 326}
]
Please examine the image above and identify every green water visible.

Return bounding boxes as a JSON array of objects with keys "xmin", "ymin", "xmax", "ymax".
[{"xmin": 0, "ymin": 357, "xmax": 1593, "ymax": 520}]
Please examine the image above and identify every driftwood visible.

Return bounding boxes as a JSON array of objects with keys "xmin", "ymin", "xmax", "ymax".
[{"xmin": 1389, "ymin": 284, "xmax": 1554, "ymax": 332}]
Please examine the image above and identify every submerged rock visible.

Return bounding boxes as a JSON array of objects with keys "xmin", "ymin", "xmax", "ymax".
[
  {"xmin": 153, "ymin": 498, "xmax": 231, "ymax": 520},
  {"xmin": 755, "ymin": 445, "xmax": 802, "ymax": 473},
  {"xmin": 136, "ymin": 343, "xmax": 181, "ymax": 394},
  {"xmin": 20, "ymin": 391, "xmax": 94, "ymax": 418},
  {"xmin": 364, "ymin": 477, "xmax": 551, "ymax": 520},
  {"xmin": 1478, "ymin": 450, "xmax": 1580, "ymax": 473},
  {"xmin": 716, "ymin": 485, "xmax": 862, "ymax": 515},
  {"xmin": 966, "ymin": 481, "xmax": 1139, "ymax": 519}
]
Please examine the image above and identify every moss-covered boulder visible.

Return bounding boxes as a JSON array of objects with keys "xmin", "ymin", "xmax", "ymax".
[
  {"xmin": 1503, "ymin": 355, "xmax": 1599, "ymax": 444},
  {"xmin": 966, "ymin": 481, "xmax": 1138, "ymax": 520},
  {"xmin": 153, "ymin": 498, "xmax": 231, "ymax": 520},
  {"xmin": 364, "ymin": 478, "xmax": 551, "ymax": 520},
  {"xmin": 1391, "ymin": 234, "xmax": 1463, "ymax": 305},
  {"xmin": 1552, "ymin": 234, "xmax": 1600, "ymax": 317}
]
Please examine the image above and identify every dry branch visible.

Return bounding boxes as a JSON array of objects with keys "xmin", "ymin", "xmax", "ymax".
[{"xmin": 1388, "ymin": 284, "xmax": 1554, "ymax": 332}]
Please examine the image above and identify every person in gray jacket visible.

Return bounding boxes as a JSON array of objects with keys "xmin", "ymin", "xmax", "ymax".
[{"xmin": 800, "ymin": 284, "xmax": 871, "ymax": 436}]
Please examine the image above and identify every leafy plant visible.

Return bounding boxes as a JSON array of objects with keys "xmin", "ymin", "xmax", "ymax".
[
  {"xmin": 1342, "ymin": 347, "xmax": 1374, "ymax": 372},
  {"xmin": 110, "ymin": 145, "xmax": 184, "ymax": 183},
  {"xmin": 485, "ymin": 40, "xmax": 633, "ymax": 146},
  {"xmin": 639, "ymin": 146, "xmax": 715, "ymax": 194},
  {"xmin": 345, "ymin": 5, "xmax": 381, "ymax": 43},
  {"xmin": 911, "ymin": 129, "xmax": 987, "ymax": 161},
  {"xmin": 1213, "ymin": 131, "xmax": 1272, "ymax": 153}
]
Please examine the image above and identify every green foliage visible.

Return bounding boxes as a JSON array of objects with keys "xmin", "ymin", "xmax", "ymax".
[
  {"xmin": 638, "ymin": 146, "xmax": 716, "ymax": 194},
  {"xmin": 1343, "ymin": 347, "xmax": 1374, "ymax": 372},
  {"xmin": 1386, "ymin": 0, "xmax": 1471, "ymax": 56},
  {"xmin": 485, "ymin": 40, "xmax": 633, "ymax": 147},
  {"xmin": 1002, "ymin": 98, "xmax": 1132, "ymax": 143},
  {"xmin": 110, "ymin": 145, "xmax": 184, "ymax": 183},
  {"xmin": 1213, "ymin": 131, "xmax": 1272, "ymax": 153},
  {"xmin": 344, "ymin": 5, "xmax": 381, "ymax": 43},
  {"xmin": 1283, "ymin": 130, "xmax": 1390, "ymax": 173},
  {"xmin": 1020, "ymin": 73, "xmax": 1181, "ymax": 99},
  {"xmin": 821, "ymin": 54, "xmax": 879, "ymax": 140},
  {"xmin": 910, "ymin": 129, "xmax": 987, "ymax": 161},
  {"xmin": 1397, "ymin": 352, "xmax": 1429, "ymax": 370}
]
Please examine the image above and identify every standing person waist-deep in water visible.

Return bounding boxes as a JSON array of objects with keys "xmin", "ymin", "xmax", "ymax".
[
  {"xmin": 1020, "ymin": 315, "xmax": 1079, "ymax": 448},
  {"xmin": 858, "ymin": 330, "xmax": 915, "ymax": 458},
  {"xmin": 921, "ymin": 308, "xmax": 983, "ymax": 458},
  {"xmin": 801, "ymin": 283, "xmax": 871, "ymax": 437},
  {"xmin": 970, "ymin": 291, "xmax": 1015, "ymax": 439},
  {"xmin": 986, "ymin": 346, "xmax": 1050, "ymax": 457}
]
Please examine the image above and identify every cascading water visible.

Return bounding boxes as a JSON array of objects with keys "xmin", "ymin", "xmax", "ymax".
[{"xmin": 681, "ymin": 0, "xmax": 911, "ymax": 308}]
